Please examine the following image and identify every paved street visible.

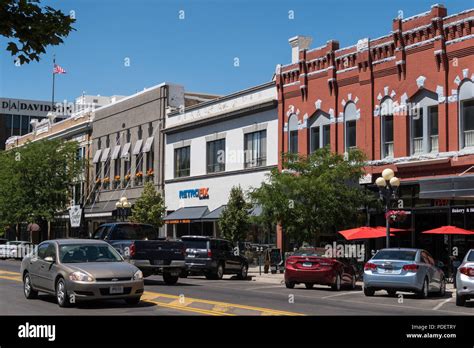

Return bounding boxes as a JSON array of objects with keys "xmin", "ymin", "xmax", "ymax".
[{"xmin": 0, "ymin": 260, "xmax": 473, "ymax": 316}]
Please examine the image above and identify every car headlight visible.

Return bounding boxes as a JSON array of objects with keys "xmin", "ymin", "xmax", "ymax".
[
  {"xmin": 133, "ymin": 270, "xmax": 143, "ymax": 280},
  {"xmin": 69, "ymin": 271, "xmax": 94, "ymax": 282}
]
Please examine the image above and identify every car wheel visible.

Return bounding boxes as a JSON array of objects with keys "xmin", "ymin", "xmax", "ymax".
[
  {"xmin": 305, "ymin": 283, "xmax": 314, "ymax": 289},
  {"xmin": 163, "ymin": 273, "xmax": 179, "ymax": 285},
  {"xmin": 331, "ymin": 274, "xmax": 341, "ymax": 291},
  {"xmin": 417, "ymin": 278, "xmax": 429, "ymax": 299},
  {"xmin": 56, "ymin": 278, "xmax": 71, "ymax": 308},
  {"xmin": 437, "ymin": 278, "xmax": 446, "ymax": 297},
  {"xmin": 364, "ymin": 287, "xmax": 375, "ymax": 296},
  {"xmin": 285, "ymin": 281, "xmax": 295, "ymax": 289},
  {"xmin": 23, "ymin": 273, "xmax": 38, "ymax": 299},
  {"xmin": 124, "ymin": 296, "xmax": 141, "ymax": 305},
  {"xmin": 387, "ymin": 290, "xmax": 397, "ymax": 297},
  {"xmin": 237, "ymin": 264, "xmax": 248, "ymax": 280},
  {"xmin": 205, "ymin": 273, "xmax": 215, "ymax": 280},
  {"xmin": 456, "ymin": 293, "xmax": 466, "ymax": 307}
]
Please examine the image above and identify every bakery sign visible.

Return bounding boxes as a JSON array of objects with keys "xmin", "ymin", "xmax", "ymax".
[{"xmin": 179, "ymin": 188, "xmax": 209, "ymax": 200}]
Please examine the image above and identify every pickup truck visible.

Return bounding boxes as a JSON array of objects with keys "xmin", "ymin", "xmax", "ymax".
[{"xmin": 92, "ymin": 222, "xmax": 186, "ymax": 285}]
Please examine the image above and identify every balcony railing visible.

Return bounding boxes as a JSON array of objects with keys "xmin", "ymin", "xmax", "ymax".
[
  {"xmin": 464, "ymin": 130, "xmax": 474, "ymax": 148},
  {"xmin": 384, "ymin": 142, "xmax": 394, "ymax": 158},
  {"xmin": 430, "ymin": 135, "xmax": 439, "ymax": 152},
  {"xmin": 413, "ymin": 137, "xmax": 423, "ymax": 155}
]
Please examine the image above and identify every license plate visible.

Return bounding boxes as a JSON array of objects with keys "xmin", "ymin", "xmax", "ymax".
[
  {"xmin": 110, "ymin": 286, "xmax": 123, "ymax": 294},
  {"xmin": 382, "ymin": 269, "xmax": 393, "ymax": 274},
  {"xmin": 302, "ymin": 262, "xmax": 312, "ymax": 267},
  {"xmin": 154, "ymin": 260, "xmax": 164, "ymax": 265},
  {"xmin": 187, "ymin": 254, "xmax": 195, "ymax": 258}
]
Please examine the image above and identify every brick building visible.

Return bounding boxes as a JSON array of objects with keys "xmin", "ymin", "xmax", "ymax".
[{"xmin": 275, "ymin": 4, "xmax": 474, "ymax": 259}]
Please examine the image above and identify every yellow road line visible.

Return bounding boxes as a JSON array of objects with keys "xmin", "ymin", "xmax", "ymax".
[
  {"xmin": 144, "ymin": 290, "xmax": 304, "ymax": 316},
  {"xmin": 0, "ymin": 269, "xmax": 304, "ymax": 316}
]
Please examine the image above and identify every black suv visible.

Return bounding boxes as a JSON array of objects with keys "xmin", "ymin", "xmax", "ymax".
[{"xmin": 180, "ymin": 236, "xmax": 248, "ymax": 280}]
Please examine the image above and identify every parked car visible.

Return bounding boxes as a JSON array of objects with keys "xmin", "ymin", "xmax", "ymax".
[
  {"xmin": 21, "ymin": 239, "xmax": 144, "ymax": 307},
  {"xmin": 92, "ymin": 223, "xmax": 186, "ymax": 285},
  {"xmin": 363, "ymin": 248, "xmax": 446, "ymax": 298},
  {"xmin": 180, "ymin": 236, "xmax": 248, "ymax": 280},
  {"xmin": 0, "ymin": 241, "xmax": 34, "ymax": 260},
  {"xmin": 284, "ymin": 247, "xmax": 357, "ymax": 290},
  {"xmin": 0, "ymin": 238, "xmax": 7, "ymax": 245},
  {"xmin": 455, "ymin": 249, "xmax": 474, "ymax": 306}
]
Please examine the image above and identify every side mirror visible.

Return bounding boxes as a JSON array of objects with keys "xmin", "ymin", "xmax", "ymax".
[{"xmin": 44, "ymin": 256, "xmax": 55, "ymax": 263}]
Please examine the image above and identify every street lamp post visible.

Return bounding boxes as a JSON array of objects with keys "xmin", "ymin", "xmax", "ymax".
[
  {"xmin": 375, "ymin": 168, "xmax": 401, "ymax": 248},
  {"xmin": 115, "ymin": 197, "xmax": 132, "ymax": 222}
]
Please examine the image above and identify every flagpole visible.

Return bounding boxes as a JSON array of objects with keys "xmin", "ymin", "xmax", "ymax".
[{"xmin": 51, "ymin": 54, "xmax": 56, "ymax": 111}]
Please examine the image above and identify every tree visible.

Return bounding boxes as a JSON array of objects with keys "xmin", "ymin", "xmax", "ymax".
[
  {"xmin": 0, "ymin": 139, "xmax": 84, "ymax": 237},
  {"xmin": 1, "ymin": 0, "xmax": 75, "ymax": 64},
  {"xmin": 249, "ymin": 147, "xmax": 370, "ymax": 246},
  {"xmin": 218, "ymin": 186, "xmax": 251, "ymax": 243},
  {"xmin": 130, "ymin": 182, "xmax": 166, "ymax": 229}
]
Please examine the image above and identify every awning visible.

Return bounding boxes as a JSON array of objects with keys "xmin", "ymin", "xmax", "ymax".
[
  {"xmin": 419, "ymin": 174, "xmax": 474, "ymax": 199},
  {"xmin": 121, "ymin": 143, "xmax": 131, "ymax": 158},
  {"xmin": 164, "ymin": 206, "xmax": 210, "ymax": 224},
  {"xmin": 142, "ymin": 137, "xmax": 154, "ymax": 153},
  {"xmin": 92, "ymin": 149, "xmax": 102, "ymax": 163},
  {"xmin": 201, "ymin": 205, "xmax": 227, "ymax": 221},
  {"xmin": 100, "ymin": 148, "xmax": 110, "ymax": 162},
  {"xmin": 339, "ymin": 226, "xmax": 395, "ymax": 240},
  {"xmin": 422, "ymin": 225, "xmax": 474, "ymax": 235},
  {"xmin": 132, "ymin": 140, "xmax": 143, "ymax": 155},
  {"xmin": 111, "ymin": 145, "xmax": 121, "ymax": 160}
]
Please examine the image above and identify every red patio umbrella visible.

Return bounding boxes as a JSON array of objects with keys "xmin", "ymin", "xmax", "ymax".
[
  {"xmin": 375, "ymin": 226, "xmax": 408, "ymax": 233},
  {"xmin": 339, "ymin": 226, "xmax": 395, "ymax": 241},
  {"xmin": 422, "ymin": 225, "xmax": 474, "ymax": 235}
]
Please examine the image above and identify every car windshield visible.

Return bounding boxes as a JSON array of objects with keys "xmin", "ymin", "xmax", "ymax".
[
  {"xmin": 59, "ymin": 244, "xmax": 122, "ymax": 263},
  {"xmin": 293, "ymin": 248, "xmax": 327, "ymax": 257},
  {"xmin": 7, "ymin": 241, "xmax": 22, "ymax": 246},
  {"xmin": 372, "ymin": 250, "xmax": 417, "ymax": 261},
  {"xmin": 183, "ymin": 240, "xmax": 208, "ymax": 249}
]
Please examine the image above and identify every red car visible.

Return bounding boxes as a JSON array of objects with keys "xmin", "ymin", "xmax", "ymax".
[{"xmin": 284, "ymin": 248, "xmax": 358, "ymax": 290}]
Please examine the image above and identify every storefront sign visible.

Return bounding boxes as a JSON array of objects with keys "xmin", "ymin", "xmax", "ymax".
[
  {"xmin": 179, "ymin": 188, "xmax": 209, "ymax": 200},
  {"xmin": 165, "ymin": 219, "xmax": 191, "ymax": 224},
  {"xmin": 69, "ymin": 205, "xmax": 82, "ymax": 228},
  {"xmin": 452, "ymin": 208, "xmax": 474, "ymax": 214}
]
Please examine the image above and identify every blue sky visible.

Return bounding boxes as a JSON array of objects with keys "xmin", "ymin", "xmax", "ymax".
[{"xmin": 0, "ymin": 0, "xmax": 471, "ymax": 102}]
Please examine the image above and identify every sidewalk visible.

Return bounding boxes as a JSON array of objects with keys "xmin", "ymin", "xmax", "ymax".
[{"xmin": 248, "ymin": 266, "xmax": 285, "ymax": 284}]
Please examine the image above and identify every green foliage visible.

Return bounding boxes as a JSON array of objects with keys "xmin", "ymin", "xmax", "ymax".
[
  {"xmin": 130, "ymin": 182, "xmax": 166, "ymax": 229},
  {"xmin": 218, "ymin": 186, "xmax": 251, "ymax": 243},
  {"xmin": 1, "ymin": 0, "xmax": 75, "ymax": 64},
  {"xmin": 0, "ymin": 139, "xmax": 84, "ymax": 227},
  {"xmin": 249, "ymin": 147, "xmax": 371, "ymax": 244}
]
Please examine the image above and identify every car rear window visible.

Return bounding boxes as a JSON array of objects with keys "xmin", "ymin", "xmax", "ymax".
[
  {"xmin": 183, "ymin": 240, "xmax": 208, "ymax": 249},
  {"xmin": 113, "ymin": 224, "xmax": 158, "ymax": 240},
  {"xmin": 372, "ymin": 250, "xmax": 417, "ymax": 261},
  {"xmin": 293, "ymin": 248, "xmax": 327, "ymax": 257},
  {"xmin": 467, "ymin": 251, "xmax": 474, "ymax": 262}
]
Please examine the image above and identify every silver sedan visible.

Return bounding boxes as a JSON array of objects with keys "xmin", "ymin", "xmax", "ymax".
[
  {"xmin": 21, "ymin": 239, "xmax": 144, "ymax": 307},
  {"xmin": 455, "ymin": 249, "xmax": 474, "ymax": 306},
  {"xmin": 363, "ymin": 248, "xmax": 446, "ymax": 298}
]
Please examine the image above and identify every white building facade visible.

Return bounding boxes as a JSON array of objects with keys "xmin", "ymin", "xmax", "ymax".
[{"xmin": 163, "ymin": 82, "xmax": 278, "ymax": 240}]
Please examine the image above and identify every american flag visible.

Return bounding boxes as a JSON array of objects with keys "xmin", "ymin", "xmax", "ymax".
[{"xmin": 53, "ymin": 64, "xmax": 66, "ymax": 74}]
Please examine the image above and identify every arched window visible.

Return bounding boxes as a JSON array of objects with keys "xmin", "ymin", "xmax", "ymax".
[
  {"xmin": 344, "ymin": 102, "xmax": 358, "ymax": 152},
  {"xmin": 409, "ymin": 90, "xmax": 439, "ymax": 155},
  {"xmin": 459, "ymin": 80, "xmax": 474, "ymax": 149},
  {"xmin": 308, "ymin": 111, "xmax": 331, "ymax": 153},
  {"xmin": 288, "ymin": 114, "xmax": 299, "ymax": 154},
  {"xmin": 380, "ymin": 98, "xmax": 394, "ymax": 158}
]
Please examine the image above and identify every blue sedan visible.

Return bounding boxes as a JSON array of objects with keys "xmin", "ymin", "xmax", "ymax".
[{"xmin": 363, "ymin": 248, "xmax": 446, "ymax": 298}]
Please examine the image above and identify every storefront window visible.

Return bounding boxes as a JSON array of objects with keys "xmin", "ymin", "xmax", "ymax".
[
  {"xmin": 207, "ymin": 138, "xmax": 225, "ymax": 173},
  {"xmin": 175, "ymin": 146, "xmax": 190, "ymax": 178},
  {"xmin": 244, "ymin": 130, "xmax": 266, "ymax": 168}
]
